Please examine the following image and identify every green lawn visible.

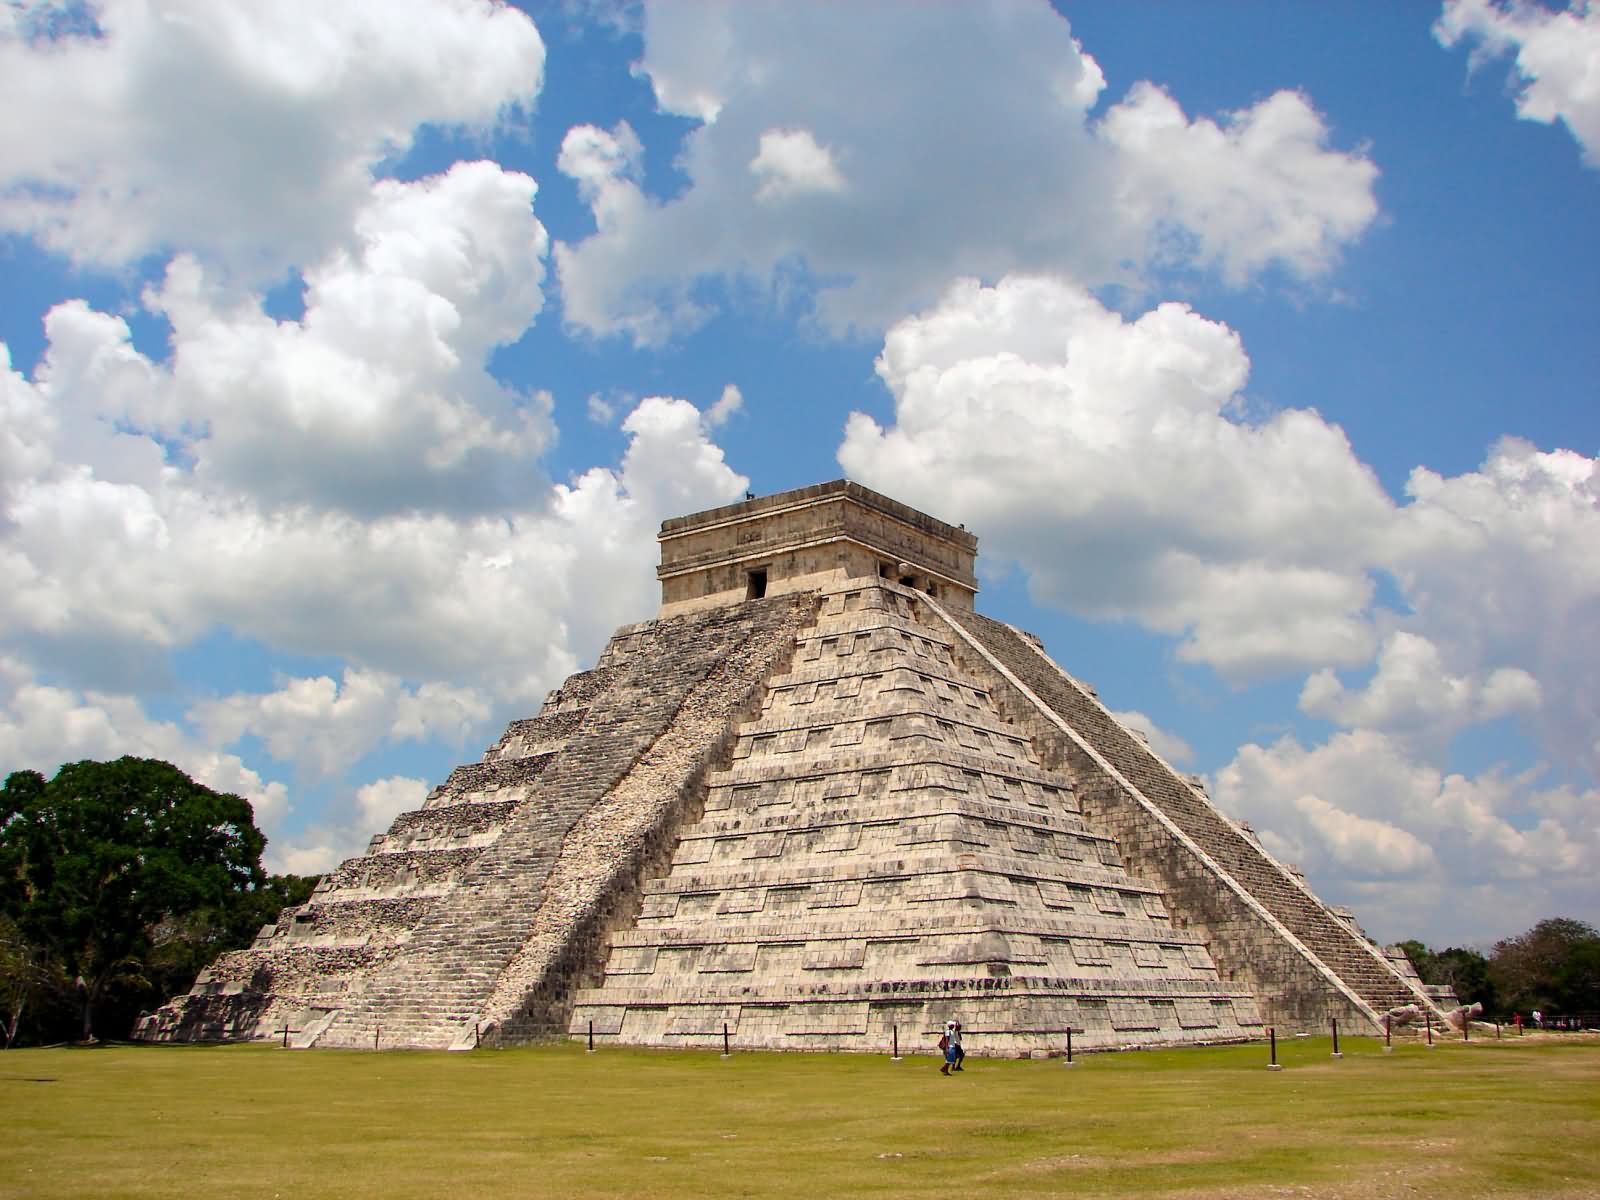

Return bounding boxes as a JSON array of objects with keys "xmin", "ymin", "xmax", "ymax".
[{"xmin": 2, "ymin": 1035, "xmax": 1596, "ymax": 1199}]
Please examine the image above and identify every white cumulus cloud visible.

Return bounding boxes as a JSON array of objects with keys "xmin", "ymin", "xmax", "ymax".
[
  {"xmin": 0, "ymin": 0, "xmax": 545, "ymax": 276},
  {"xmin": 1, "ymin": 335, "xmax": 745, "ymax": 697},
  {"xmin": 555, "ymin": 0, "xmax": 1376, "ymax": 343},
  {"xmin": 704, "ymin": 383, "xmax": 744, "ymax": 428},
  {"xmin": 1215, "ymin": 729, "xmax": 1596, "ymax": 943},
  {"xmin": 1300, "ymin": 630, "xmax": 1542, "ymax": 747},
  {"xmin": 356, "ymin": 775, "xmax": 431, "ymax": 831},
  {"xmin": 1098, "ymin": 82, "xmax": 1379, "ymax": 284},
  {"xmin": 839, "ymin": 275, "xmax": 1393, "ymax": 680},
  {"xmin": 0, "ymin": 655, "xmax": 290, "ymax": 828},
  {"xmin": 1291, "ymin": 792, "xmax": 1437, "ymax": 877},
  {"xmin": 191, "ymin": 670, "xmax": 492, "ymax": 780},
  {"xmin": 1385, "ymin": 439, "xmax": 1600, "ymax": 777},
  {"xmin": 751, "ymin": 128, "xmax": 846, "ymax": 201},
  {"xmin": 136, "ymin": 161, "xmax": 554, "ymax": 517},
  {"xmin": 1436, "ymin": 0, "xmax": 1600, "ymax": 166}
]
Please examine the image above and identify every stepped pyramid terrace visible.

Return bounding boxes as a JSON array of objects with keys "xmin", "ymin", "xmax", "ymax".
[{"xmin": 137, "ymin": 481, "xmax": 1446, "ymax": 1054}]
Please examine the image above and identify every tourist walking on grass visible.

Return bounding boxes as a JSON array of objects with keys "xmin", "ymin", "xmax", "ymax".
[{"xmin": 939, "ymin": 1020, "xmax": 963, "ymax": 1075}]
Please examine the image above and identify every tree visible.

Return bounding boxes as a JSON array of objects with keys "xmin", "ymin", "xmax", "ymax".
[
  {"xmin": 1396, "ymin": 938, "xmax": 1435, "ymax": 981},
  {"xmin": 1490, "ymin": 918, "xmax": 1600, "ymax": 1016},
  {"xmin": 0, "ymin": 757, "xmax": 286, "ymax": 1042},
  {"xmin": 143, "ymin": 871, "xmax": 319, "ymax": 1007},
  {"xmin": 1555, "ymin": 938, "xmax": 1600, "ymax": 1014},
  {"xmin": 1394, "ymin": 939, "xmax": 1496, "ymax": 1012},
  {"xmin": 0, "ymin": 914, "xmax": 53, "ymax": 1048},
  {"xmin": 1429, "ymin": 947, "xmax": 1497, "ymax": 1014}
]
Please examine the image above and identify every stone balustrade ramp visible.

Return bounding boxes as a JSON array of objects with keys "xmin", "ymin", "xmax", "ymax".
[
  {"xmin": 138, "ymin": 479, "xmax": 1438, "ymax": 1053},
  {"xmin": 567, "ymin": 579, "xmax": 1265, "ymax": 1055},
  {"xmin": 933, "ymin": 603, "xmax": 1437, "ymax": 1029}
]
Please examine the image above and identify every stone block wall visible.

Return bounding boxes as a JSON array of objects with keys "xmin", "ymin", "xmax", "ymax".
[
  {"xmin": 932, "ymin": 602, "xmax": 1439, "ymax": 1033},
  {"xmin": 479, "ymin": 592, "xmax": 820, "ymax": 1040},
  {"xmin": 311, "ymin": 594, "xmax": 816, "ymax": 1049},
  {"xmin": 135, "ymin": 593, "xmax": 815, "ymax": 1048},
  {"xmin": 658, "ymin": 481, "xmax": 979, "ymax": 612},
  {"xmin": 138, "ymin": 482, "xmax": 1440, "ymax": 1054},
  {"xmin": 569, "ymin": 579, "xmax": 1263, "ymax": 1055}
]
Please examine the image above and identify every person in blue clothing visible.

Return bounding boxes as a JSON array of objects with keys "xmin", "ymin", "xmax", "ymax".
[{"xmin": 939, "ymin": 1019, "xmax": 965, "ymax": 1074}]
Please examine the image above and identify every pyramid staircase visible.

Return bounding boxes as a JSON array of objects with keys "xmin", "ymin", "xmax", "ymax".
[
  {"xmin": 136, "ymin": 596, "xmax": 814, "ymax": 1048},
  {"xmin": 933, "ymin": 604, "xmax": 1436, "ymax": 1025},
  {"xmin": 138, "ymin": 479, "xmax": 1442, "ymax": 1053},
  {"xmin": 569, "ymin": 579, "xmax": 1265, "ymax": 1053}
]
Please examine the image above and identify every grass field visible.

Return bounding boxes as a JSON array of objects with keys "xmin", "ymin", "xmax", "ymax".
[{"xmin": 2, "ymin": 1034, "xmax": 1596, "ymax": 1199}]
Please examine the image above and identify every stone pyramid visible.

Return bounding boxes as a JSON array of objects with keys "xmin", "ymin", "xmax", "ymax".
[{"xmin": 138, "ymin": 481, "xmax": 1442, "ymax": 1053}]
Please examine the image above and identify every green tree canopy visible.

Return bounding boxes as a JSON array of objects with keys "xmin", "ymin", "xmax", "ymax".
[
  {"xmin": 0, "ymin": 757, "xmax": 311, "ymax": 1043},
  {"xmin": 1395, "ymin": 939, "xmax": 1496, "ymax": 1012},
  {"xmin": 1430, "ymin": 947, "xmax": 1497, "ymax": 1013},
  {"xmin": 1396, "ymin": 939, "xmax": 1434, "ymax": 980},
  {"xmin": 1489, "ymin": 918, "xmax": 1600, "ymax": 1017}
]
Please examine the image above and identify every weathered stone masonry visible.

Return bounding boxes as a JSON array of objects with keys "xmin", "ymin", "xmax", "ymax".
[
  {"xmin": 138, "ymin": 480, "xmax": 1442, "ymax": 1052},
  {"xmin": 138, "ymin": 595, "xmax": 814, "ymax": 1049},
  {"xmin": 933, "ymin": 604, "xmax": 1416, "ymax": 1032},
  {"xmin": 567, "ymin": 578, "xmax": 1266, "ymax": 1054}
]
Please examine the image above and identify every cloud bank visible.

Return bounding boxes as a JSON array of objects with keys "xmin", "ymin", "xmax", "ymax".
[
  {"xmin": 556, "ymin": 1, "xmax": 1377, "ymax": 343},
  {"xmin": 839, "ymin": 274, "xmax": 1599, "ymax": 941},
  {"xmin": 0, "ymin": 0, "xmax": 545, "ymax": 277}
]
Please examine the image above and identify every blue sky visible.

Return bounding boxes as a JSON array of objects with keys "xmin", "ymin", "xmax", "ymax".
[{"xmin": 1, "ymin": 0, "xmax": 1595, "ymax": 947}]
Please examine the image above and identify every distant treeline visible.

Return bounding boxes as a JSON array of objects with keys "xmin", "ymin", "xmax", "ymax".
[
  {"xmin": 2, "ymin": 757, "xmax": 318, "ymax": 1047},
  {"xmin": 1399, "ymin": 917, "xmax": 1600, "ymax": 1019}
]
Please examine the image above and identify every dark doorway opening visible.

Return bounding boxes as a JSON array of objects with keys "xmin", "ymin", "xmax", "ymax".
[{"xmin": 747, "ymin": 568, "xmax": 768, "ymax": 599}]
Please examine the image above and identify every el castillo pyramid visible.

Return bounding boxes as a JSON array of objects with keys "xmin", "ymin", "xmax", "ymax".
[{"xmin": 138, "ymin": 481, "xmax": 1445, "ymax": 1053}]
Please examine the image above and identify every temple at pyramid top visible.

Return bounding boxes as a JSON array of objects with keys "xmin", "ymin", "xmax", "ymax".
[{"xmin": 658, "ymin": 480, "xmax": 979, "ymax": 613}]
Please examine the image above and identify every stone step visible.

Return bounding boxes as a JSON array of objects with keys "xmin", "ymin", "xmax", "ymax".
[{"xmin": 941, "ymin": 605, "xmax": 1432, "ymax": 1019}]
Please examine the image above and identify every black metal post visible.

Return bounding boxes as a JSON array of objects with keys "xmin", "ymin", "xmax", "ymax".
[
  {"xmin": 1426, "ymin": 1012, "xmax": 1433, "ymax": 1046},
  {"xmin": 474, "ymin": 1021, "xmax": 481, "ymax": 1049},
  {"xmin": 723, "ymin": 1022, "xmax": 730, "ymax": 1057},
  {"xmin": 1331, "ymin": 1017, "xmax": 1341, "ymax": 1058},
  {"xmin": 1385, "ymin": 1014, "xmax": 1392, "ymax": 1049},
  {"xmin": 1066, "ymin": 1026, "xmax": 1073, "ymax": 1064},
  {"xmin": 374, "ymin": 1025, "xmax": 379, "ymax": 1051},
  {"xmin": 1496, "ymin": 1021, "xmax": 1501, "ymax": 1040},
  {"xmin": 1463, "ymin": 1016, "xmax": 1469, "ymax": 1042},
  {"xmin": 892, "ymin": 1024, "xmax": 898, "ymax": 1058},
  {"xmin": 1268, "ymin": 1027, "xmax": 1281, "ymax": 1070},
  {"xmin": 588, "ymin": 1020, "xmax": 594, "ymax": 1052}
]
